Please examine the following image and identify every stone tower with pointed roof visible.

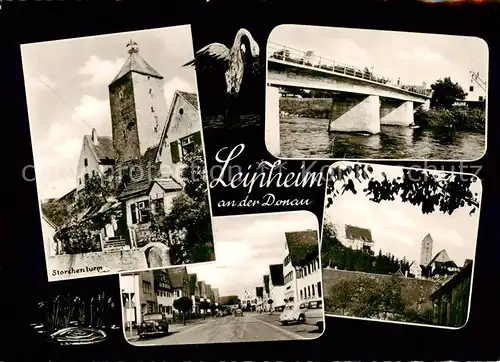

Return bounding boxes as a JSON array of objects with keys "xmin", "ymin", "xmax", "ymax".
[
  {"xmin": 108, "ymin": 39, "xmax": 169, "ymax": 165},
  {"xmin": 420, "ymin": 233, "xmax": 434, "ymax": 267}
]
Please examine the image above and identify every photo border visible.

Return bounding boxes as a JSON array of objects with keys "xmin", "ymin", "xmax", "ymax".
[
  {"xmin": 321, "ymin": 160, "xmax": 483, "ymax": 330},
  {"xmin": 264, "ymin": 23, "xmax": 489, "ymax": 163},
  {"xmin": 118, "ymin": 209, "xmax": 327, "ymax": 346},
  {"xmin": 21, "ymin": 23, "xmax": 218, "ymax": 283}
]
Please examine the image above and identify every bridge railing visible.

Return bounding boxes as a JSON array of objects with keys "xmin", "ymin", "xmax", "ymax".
[{"xmin": 267, "ymin": 42, "xmax": 432, "ymax": 97}]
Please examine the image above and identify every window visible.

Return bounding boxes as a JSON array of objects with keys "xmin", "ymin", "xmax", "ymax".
[
  {"xmin": 311, "ymin": 284, "xmax": 315, "ymax": 297},
  {"xmin": 142, "ymin": 281, "xmax": 152, "ymax": 293},
  {"xmin": 317, "ymin": 282, "xmax": 322, "ymax": 298},
  {"xmin": 180, "ymin": 135, "xmax": 195, "ymax": 157},
  {"xmin": 118, "ymin": 91, "xmax": 124, "ymax": 99},
  {"xmin": 84, "ymin": 158, "xmax": 88, "ymax": 167},
  {"xmin": 149, "ymin": 88, "xmax": 152, "ymax": 94},
  {"xmin": 479, "ymin": 96, "xmax": 484, "ymax": 102},
  {"xmin": 300, "ymin": 290, "xmax": 303, "ymax": 300},
  {"xmin": 130, "ymin": 200, "xmax": 151, "ymax": 224},
  {"xmin": 92, "ymin": 170, "xmax": 96, "ymax": 177},
  {"xmin": 179, "ymin": 107, "xmax": 184, "ymax": 115},
  {"xmin": 151, "ymin": 106, "xmax": 155, "ymax": 112},
  {"xmin": 147, "ymin": 302, "xmax": 154, "ymax": 313},
  {"xmin": 84, "ymin": 173, "xmax": 89, "ymax": 183},
  {"xmin": 79, "ymin": 178, "xmax": 81, "ymax": 185},
  {"xmin": 307, "ymin": 286, "xmax": 311, "ymax": 298},
  {"xmin": 469, "ymin": 85, "xmax": 474, "ymax": 92},
  {"xmin": 308, "ymin": 264, "xmax": 311, "ymax": 274}
]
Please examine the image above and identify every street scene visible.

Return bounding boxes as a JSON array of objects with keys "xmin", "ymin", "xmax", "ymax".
[
  {"xmin": 128, "ymin": 312, "xmax": 318, "ymax": 345},
  {"xmin": 322, "ymin": 162, "xmax": 481, "ymax": 328},
  {"xmin": 120, "ymin": 211, "xmax": 325, "ymax": 345}
]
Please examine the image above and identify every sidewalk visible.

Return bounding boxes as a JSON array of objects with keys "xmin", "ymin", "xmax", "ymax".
[{"xmin": 125, "ymin": 317, "xmax": 214, "ymax": 341}]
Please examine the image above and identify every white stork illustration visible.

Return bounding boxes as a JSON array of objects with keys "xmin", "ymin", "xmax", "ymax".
[{"xmin": 183, "ymin": 28, "xmax": 260, "ymax": 97}]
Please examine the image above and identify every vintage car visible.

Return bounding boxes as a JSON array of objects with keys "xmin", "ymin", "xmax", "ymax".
[
  {"xmin": 234, "ymin": 308, "xmax": 243, "ymax": 317},
  {"xmin": 279, "ymin": 300, "xmax": 324, "ymax": 331},
  {"xmin": 305, "ymin": 300, "xmax": 324, "ymax": 332},
  {"xmin": 137, "ymin": 313, "xmax": 169, "ymax": 338},
  {"xmin": 279, "ymin": 302, "xmax": 307, "ymax": 325}
]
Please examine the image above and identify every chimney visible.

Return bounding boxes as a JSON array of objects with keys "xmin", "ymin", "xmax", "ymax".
[{"xmin": 91, "ymin": 128, "xmax": 98, "ymax": 145}]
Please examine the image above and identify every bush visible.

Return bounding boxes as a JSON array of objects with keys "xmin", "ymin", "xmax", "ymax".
[
  {"xmin": 414, "ymin": 107, "xmax": 485, "ymax": 132},
  {"xmin": 279, "ymin": 98, "xmax": 331, "ymax": 119}
]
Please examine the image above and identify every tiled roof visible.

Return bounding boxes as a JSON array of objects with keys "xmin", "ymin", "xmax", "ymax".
[
  {"xmin": 165, "ymin": 266, "xmax": 188, "ymax": 289},
  {"xmin": 263, "ymin": 275, "xmax": 270, "ymax": 294},
  {"xmin": 269, "ymin": 264, "xmax": 284, "ymax": 286},
  {"xmin": 84, "ymin": 135, "xmax": 115, "ymax": 161},
  {"xmin": 285, "ymin": 230, "xmax": 319, "ymax": 267},
  {"xmin": 118, "ymin": 146, "xmax": 162, "ymax": 199},
  {"xmin": 322, "ymin": 268, "xmax": 441, "ymax": 311},
  {"xmin": 345, "ymin": 225, "xmax": 373, "ymax": 242},
  {"xmin": 110, "ymin": 52, "xmax": 163, "ymax": 85},
  {"xmin": 178, "ymin": 91, "xmax": 199, "ymax": 110}
]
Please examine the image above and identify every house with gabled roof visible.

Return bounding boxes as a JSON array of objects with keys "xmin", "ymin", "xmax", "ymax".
[
  {"xmin": 268, "ymin": 264, "xmax": 286, "ymax": 311},
  {"xmin": 155, "ymin": 90, "xmax": 203, "ymax": 181},
  {"xmin": 332, "ymin": 222, "xmax": 374, "ymax": 252},
  {"xmin": 153, "ymin": 266, "xmax": 189, "ymax": 316},
  {"xmin": 421, "ymin": 249, "xmax": 460, "ymax": 279},
  {"xmin": 282, "ymin": 230, "xmax": 322, "ymax": 304},
  {"xmin": 76, "ymin": 128, "xmax": 115, "ymax": 193}
]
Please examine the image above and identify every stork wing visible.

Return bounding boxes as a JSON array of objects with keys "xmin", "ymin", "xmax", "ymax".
[{"xmin": 183, "ymin": 42, "xmax": 230, "ymax": 72}]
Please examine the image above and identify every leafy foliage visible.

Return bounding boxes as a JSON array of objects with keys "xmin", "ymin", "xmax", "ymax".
[
  {"xmin": 173, "ymin": 296, "xmax": 193, "ymax": 313},
  {"xmin": 321, "ymin": 222, "xmax": 410, "ymax": 275},
  {"xmin": 41, "ymin": 199, "xmax": 71, "ymax": 228},
  {"xmin": 160, "ymin": 145, "xmax": 214, "ymax": 264},
  {"xmin": 225, "ymin": 296, "xmax": 240, "ymax": 305},
  {"xmin": 326, "ymin": 163, "xmax": 479, "ymax": 216},
  {"xmin": 430, "ymin": 77, "xmax": 467, "ymax": 109},
  {"xmin": 173, "ymin": 296, "xmax": 192, "ymax": 325},
  {"xmin": 324, "ymin": 275, "xmax": 406, "ymax": 319},
  {"xmin": 286, "ymin": 231, "xmax": 319, "ymax": 267},
  {"xmin": 414, "ymin": 107, "xmax": 485, "ymax": 132}
]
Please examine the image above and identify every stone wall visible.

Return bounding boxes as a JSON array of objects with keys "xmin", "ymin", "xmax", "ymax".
[
  {"xmin": 322, "ymin": 267, "xmax": 441, "ymax": 311},
  {"xmin": 47, "ymin": 249, "xmax": 149, "ymax": 281}
]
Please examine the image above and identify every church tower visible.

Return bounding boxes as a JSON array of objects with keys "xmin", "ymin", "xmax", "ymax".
[
  {"xmin": 420, "ymin": 233, "xmax": 433, "ymax": 266},
  {"xmin": 108, "ymin": 39, "xmax": 169, "ymax": 165}
]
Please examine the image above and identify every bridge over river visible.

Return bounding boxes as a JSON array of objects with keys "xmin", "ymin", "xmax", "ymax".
[{"xmin": 265, "ymin": 42, "xmax": 433, "ymax": 155}]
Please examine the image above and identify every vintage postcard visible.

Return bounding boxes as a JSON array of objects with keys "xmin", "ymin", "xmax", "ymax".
[
  {"xmin": 265, "ymin": 24, "xmax": 488, "ymax": 161},
  {"xmin": 21, "ymin": 25, "xmax": 216, "ymax": 282},
  {"xmin": 321, "ymin": 161, "xmax": 482, "ymax": 329},
  {"xmin": 119, "ymin": 211, "xmax": 325, "ymax": 346}
]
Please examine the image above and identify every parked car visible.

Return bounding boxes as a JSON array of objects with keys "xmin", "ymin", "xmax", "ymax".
[
  {"xmin": 305, "ymin": 300, "xmax": 324, "ymax": 332},
  {"xmin": 137, "ymin": 313, "xmax": 169, "ymax": 338},
  {"xmin": 278, "ymin": 302, "xmax": 308, "ymax": 325},
  {"xmin": 234, "ymin": 308, "xmax": 243, "ymax": 317}
]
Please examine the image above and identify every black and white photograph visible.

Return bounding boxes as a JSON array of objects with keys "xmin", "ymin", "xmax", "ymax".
[
  {"xmin": 119, "ymin": 211, "xmax": 325, "ymax": 346},
  {"xmin": 28, "ymin": 276, "xmax": 122, "ymax": 349},
  {"xmin": 265, "ymin": 25, "xmax": 488, "ymax": 160},
  {"xmin": 21, "ymin": 25, "xmax": 216, "ymax": 282},
  {"xmin": 321, "ymin": 161, "xmax": 482, "ymax": 328},
  {"xmin": 188, "ymin": 27, "xmax": 264, "ymax": 129}
]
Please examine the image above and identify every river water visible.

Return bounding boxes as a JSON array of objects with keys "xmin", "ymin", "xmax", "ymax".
[{"xmin": 279, "ymin": 117, "xmax": 485, "ymax": 160}]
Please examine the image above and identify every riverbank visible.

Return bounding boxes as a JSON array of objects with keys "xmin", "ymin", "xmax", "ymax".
[
  {"xmin": 279, "ymin": 97, "xmax": 485, "ymax": 132},
  {"xmin": 279, "ymin": 97, "xmax": 331, "ymax": 118},
  {"xmin": 413, "ymin": 107, "xmax": 485, "ymax": 132}
]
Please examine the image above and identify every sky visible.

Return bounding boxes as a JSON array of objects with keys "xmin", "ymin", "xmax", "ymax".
[
  {"xmin": 324, "ymin": 162, "xmax": 482, "ymax": 267},
  {"xmin": 185, "ymin": 211, "xmax": 319, "ymax": 299},
  {"xmin": 268, "ymin": 24, "xmax": 488, "ymax": 95},
  {"xmin": 21, "ymin": 25, "xmax": 197, "ymax": 200}
]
